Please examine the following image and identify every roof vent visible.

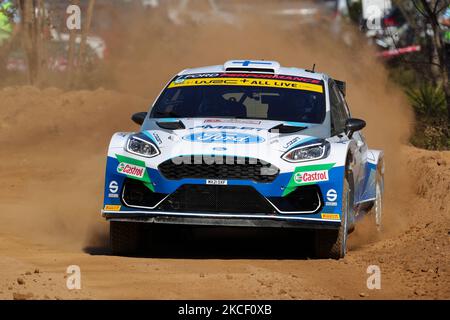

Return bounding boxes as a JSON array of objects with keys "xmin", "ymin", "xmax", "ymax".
[{"xmin": 224, "ymin": 60, "xmax": 280, "ymax": 73}]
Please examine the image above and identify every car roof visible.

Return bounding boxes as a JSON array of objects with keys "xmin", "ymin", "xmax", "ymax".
[{"xmin": 177, "ymin": 60, "xmax": 329, "ymax": 82}]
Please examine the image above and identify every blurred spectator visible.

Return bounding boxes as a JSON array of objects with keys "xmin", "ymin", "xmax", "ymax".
[
  {"xmin": 440, "ymin": 4, "xmax": 450, "ymax": 44},
  {"xmin": 0, "ymin": 0, "xmax": 14, "ymax": 45}
]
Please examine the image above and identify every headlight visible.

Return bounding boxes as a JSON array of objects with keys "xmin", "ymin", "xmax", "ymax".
[
  {"xmin": 126, "ymin": 135, "xmax": 160, "ymax": 158},
  {"xmin": 282, "ymin": 140, "xmax": 330, "ymax": 162}
]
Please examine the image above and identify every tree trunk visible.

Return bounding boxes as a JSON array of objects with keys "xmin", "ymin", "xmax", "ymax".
[
  {"xmin": 67, "ymin": 0, "xmax": 80, "ymax": 88},
  {"xmin": 35, "ymin": 0, "xmax": 46, "ymax": 85},
  {"xmin": 21, "ymin": 0, "xmax": 38, "ymax": 85},
  {"xmin": 76, "ymin": 0, "xmax": 95, "ymax": 86}
]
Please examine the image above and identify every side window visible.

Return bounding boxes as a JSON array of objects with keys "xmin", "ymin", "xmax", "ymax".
[
  {"xmin": 329, "ymin": 81, "xmax": 347, "ymax": 136},
  {"xmin": 336, "ymin": 88, "xmax": 351, "ymax": 119}
]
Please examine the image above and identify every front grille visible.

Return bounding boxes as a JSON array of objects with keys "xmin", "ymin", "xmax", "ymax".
[
  {"xmin": 158, "ymin": 184, "xmax": 276, "ymax": 214},
  {"xmin": 122, "ymin": 180, "xmax": 322, "ymax": 215},
  {"xmin": 158, "ymin": 156, "xmax": 279, "ymax": 183}
]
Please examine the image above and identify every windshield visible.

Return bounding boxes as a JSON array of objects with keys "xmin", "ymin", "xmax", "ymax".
[{"xmin": 150, "ymin": 73, "xmax": 325, "ymax": 124}]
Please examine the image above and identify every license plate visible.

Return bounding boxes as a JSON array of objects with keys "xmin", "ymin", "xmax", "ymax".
[{"xmin": 206, "ymin": 179, "xmax": 228, "ymax": 185}]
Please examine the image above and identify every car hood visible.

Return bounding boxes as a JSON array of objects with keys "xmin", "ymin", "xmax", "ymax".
[{"xmin": 141, "ymin": 117, "xmax": 329, "ymax": 159}]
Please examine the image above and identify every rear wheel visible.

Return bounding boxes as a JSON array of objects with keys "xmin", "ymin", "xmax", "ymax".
[
  {"xmin": 110, "ymin": 221, "xmax": 143, "ymax": 256},
  {"xmin": 314, "ymin": 175, "xmax": 351, "ymax": 259}
]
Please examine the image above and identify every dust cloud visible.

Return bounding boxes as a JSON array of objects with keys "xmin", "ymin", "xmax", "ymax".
[{"xmin": 0, "ymin": 0, "xmax": 413, "ymax": 250}]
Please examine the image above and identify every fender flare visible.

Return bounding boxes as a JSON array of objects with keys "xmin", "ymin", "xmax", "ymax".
[
  {"xmin": 368, "ymin": 149, "xmax": 385, "ymax": 195},
  {"xmin": 329, "ymin": 140, "xmax": 357, "ymax": 228}
]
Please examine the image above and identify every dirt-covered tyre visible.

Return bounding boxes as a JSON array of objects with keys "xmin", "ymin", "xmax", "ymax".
[
  {"xmin": 372, "ymin": 165, "xmax": 384, "ymax": 232},
  {"xmin": 314, "ymin": 174, "xmax": 351, "ymax": 259},
  {"xmin": 110, "ymin": 221, "xmax": 143, "ymax": 256}
]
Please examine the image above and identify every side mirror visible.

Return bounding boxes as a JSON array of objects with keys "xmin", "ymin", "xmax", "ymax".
[
  {"xmin": 131, "ymin": 112, "xmax": 147, "ymax": 125},
  {"xmin": 345, "ymin": 118, "xmax": 366, "ymax": 138}
]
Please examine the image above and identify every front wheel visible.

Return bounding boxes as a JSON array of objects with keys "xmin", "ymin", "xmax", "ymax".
[
  {"xmin": 372, "ymin": 168, "xmax": 383, "ymax": 232},
  {"xmin": 314, "ymin": 175, "xmax": 351, "ymax": 259}
]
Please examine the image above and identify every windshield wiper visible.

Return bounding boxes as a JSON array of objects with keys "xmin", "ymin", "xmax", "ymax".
[
  {"xmin": 233, "ymin": 116, "xmax": 267, "ymax": 120},
  {"xmin": 155, "ymin": 111, "xmax": 180, "ymax": 117}
]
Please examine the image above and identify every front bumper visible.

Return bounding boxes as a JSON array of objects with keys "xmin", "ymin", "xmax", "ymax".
[
  {"xmin": 103, "ymin": 155, "xmax": 346, "ymax": 227},
  {"xmin": 102, "ymin": 210, "xmax": 341, "ymax": 230}
]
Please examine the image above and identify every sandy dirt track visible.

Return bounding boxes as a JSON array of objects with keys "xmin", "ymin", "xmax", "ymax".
[
  {"xmin": 0, "ymin": 1, "xmax": 449, "ymax": 299},
  {"xmin": 0, "ymin": 87, "xmax": 448, "ymax": 300}
]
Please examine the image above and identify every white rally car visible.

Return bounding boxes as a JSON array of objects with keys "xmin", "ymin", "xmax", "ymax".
[{"xmin": 102, "ymin": 60, "xmax": 384, "ymax": 259}]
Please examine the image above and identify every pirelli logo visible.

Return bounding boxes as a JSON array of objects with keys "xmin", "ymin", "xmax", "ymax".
[
  {"xmin": 321, "ymin": 213, "xmax": 340, "ymax": 220},
  {"xmin": 168, "ymin": 77, "xmax": 323, "ymax": 93},
  {"xmin": 104, "ymin": 205, "xmax": 121, "ymax": 211}
]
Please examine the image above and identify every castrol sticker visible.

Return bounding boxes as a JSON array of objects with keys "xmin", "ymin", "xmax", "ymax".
[
  {"xmin": 294, "ymin": 170, "xmax": 329, "ymax": 184},
  {"xmin": 117, "ymin": 162, "xmax": 145, "ymax": 179},
  {"xmin": 282, "ymin": 163, "xmax": 336, "ymax": 196}
]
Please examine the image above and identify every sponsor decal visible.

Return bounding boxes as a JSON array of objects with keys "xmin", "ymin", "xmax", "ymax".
[
  {"xmin": 203, "ymin": 119, "xmax": 222, "ymax": 123},
  {"xmin": 220, "ymin": 73, "xmax": 322, "ymax": 84},
  {"xmin": 294, "ymin": 170, "xmax": 329, "ymax": 184},
  {"xmin": 174, "ymin": 77, "xmax": 186, "ymax": 84},
  {"xmin": 174, "ymin": 73, "xmax": 322, "ymax": 84},
  {"xmin": 183, "ymin": 132, "xmax": 264, "ymax": 144},
  {"xmin": 117, "ymin": 162, "xmax": 145, "ymax": 179},
  {"xmin": 321, "ymin": 213, "xmax": 340, "ymax": 220},
  {"xmin": 282, "ymin": 163, "xmax": 335, "ymax": 196},
  {"xmin": 153, "ymin": 133, "xmax": 163, "ymax": 144},
  {"xmin": 326, "ymin": 189, "xmax": 338, "ymax": 202},
  {"xmin": 206, "ymin": 179, "xmax": 228, "ymax": 185},
  {"xmin": 114, "ymin": 154, "xmax": 154, "ymax": 191},
  {"xmin": 104, "ymin": 205, "xmax": 121, "ymax": 211},
  {"xmin": 109, "ymin": 181, "xmax": 119, "ymax": 194},
  {"xmin": 325, "ymin": 188, "xmax": 338, "ymax": 208},
  {"xmin": 176, "ymin": 73, "xmax": 221, "ymax": 80},
  {"xmin": 168, "ymin": 77, "xmax": 323, "ymax": 93},
  {"xmin": 108, "ymin": 180, "xmax": 119, "ymax": 198},
  {"xmin": 283, "ymin": 137, "xmax": 302, "ymax": 149},
  {"xmin": 190, "ymin": 125, "xmax": 264, "ymax": 131},
  {"xmin": 204, "ymin": 118, "xmax": 262, "ymax": 125}
]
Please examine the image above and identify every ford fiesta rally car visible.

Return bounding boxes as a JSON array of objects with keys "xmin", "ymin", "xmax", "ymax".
[{"xmin": 102, "ymin": 60, "xmax": 384, "ymax": 259}]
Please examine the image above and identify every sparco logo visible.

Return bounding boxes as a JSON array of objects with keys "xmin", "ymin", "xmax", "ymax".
[
  {"xmin": 294, "ymin": 170, "xmax": 329, "ymax": 184},
  {"xmin": 117, "ymin": 162, "xmax": 145, "ymax": 178}
]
